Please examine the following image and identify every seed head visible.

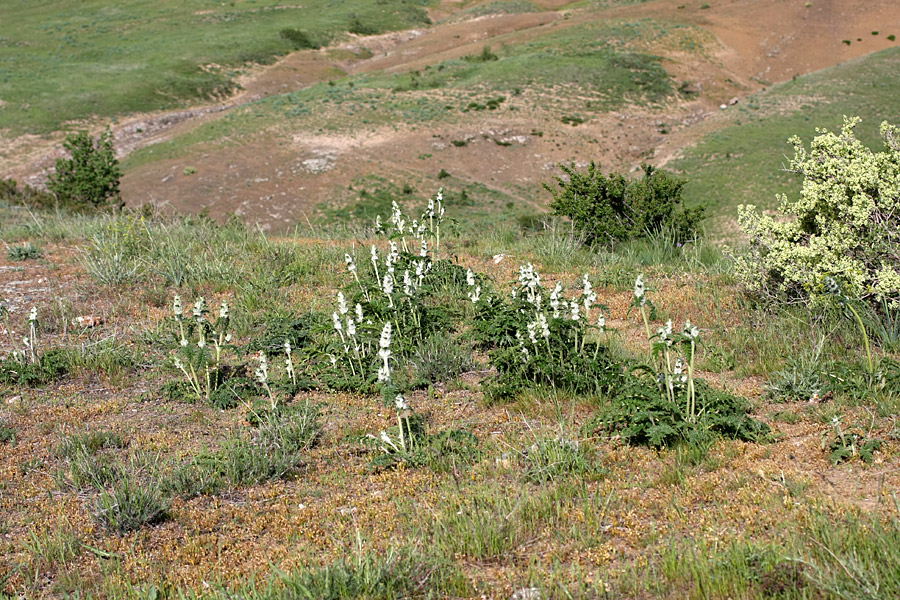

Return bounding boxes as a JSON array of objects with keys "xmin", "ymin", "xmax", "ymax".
[{"xmin": 173, "ymin": 295, "xmax": 183, "ymax": 319}]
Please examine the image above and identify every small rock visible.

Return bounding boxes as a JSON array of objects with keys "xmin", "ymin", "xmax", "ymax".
[
  {"xmin": 75, "ymin": 315, "xmax": 103, "ymax": 328},
  {"xmin": 729, "ymin": 96, "xmax": 740, "ymax": 106}
]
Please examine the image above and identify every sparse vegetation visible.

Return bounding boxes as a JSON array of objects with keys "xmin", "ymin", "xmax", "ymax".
[{"xmin": 2, "ymin": 1, "xmax": 900, "ymax": 598}]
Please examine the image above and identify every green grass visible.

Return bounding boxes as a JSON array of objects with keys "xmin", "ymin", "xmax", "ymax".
[
  {"xmin": 669, "ymin": 47, "xmax": 900, "ymax": 235},
  {"xmin": 353, "ymin": 18, "xmax": 681, "ymax": 106},
  {"xmin": 0, "ymin": 0, "xmax": 433, "ymax": 134},
  {"xmin": 122, "ymin": 17, "xmax": 691, "ymax": 173}
]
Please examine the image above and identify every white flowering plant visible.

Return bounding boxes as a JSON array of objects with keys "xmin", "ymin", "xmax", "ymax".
[
  {"xmin": 322, "ymin": 193, "xmax": 471, "ymax": 395},
  {"xmin": 169, "ymin": 294, "xmax": 237, "ymax": 403},
  {"xmin": 736, "ymin": 117, "xmax": 900, "ymax": 307},
  {"xmin": 361, "ymin": 393, "xmax": 480, "ymax": 471},
  {"xmin": 592, "ymin": 275, "xmax": 770, "ymax": 448},
  {"xmin": 473, "ymin": 264, "xmax": 616, "ymax": 403},
  {"xmin": 0, "ymin": 306, "xmax": 71, "ymax": 386}
]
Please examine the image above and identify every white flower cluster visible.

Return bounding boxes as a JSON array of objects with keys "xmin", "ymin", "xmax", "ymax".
[
  {"xmin": 377, "ymin": 321, "xmax": 392, "ymax": 383},
  {"xmin": 509, "ymin": 265, "xmax": 608, "ymax": 363},
  {"xmin": 466, "ymin": 268, "xmax": 481, "ymax": 303}
]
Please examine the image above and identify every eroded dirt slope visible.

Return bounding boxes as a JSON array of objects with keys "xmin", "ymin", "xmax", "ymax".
[{"xmin": 3, "ymin": 0, "xmax": 898, "ymax": 230}]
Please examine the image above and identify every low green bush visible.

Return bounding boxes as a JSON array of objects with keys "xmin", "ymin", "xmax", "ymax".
[
  {"xmin": 279, "ymin": 28, "xmax": 322, "ymax": 50},
  {"xmin": 544, "ymin": 162, "xmax": 704, "ymax": 246},
  {"xmin": 7, "ymin": 243, "xmax": 42, "ymax": 261}
]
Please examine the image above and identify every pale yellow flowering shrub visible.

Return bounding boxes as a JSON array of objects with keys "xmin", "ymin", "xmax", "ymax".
[{"xmin": 736, "ymin": 116, "xmax": 900, "ymax": 305}]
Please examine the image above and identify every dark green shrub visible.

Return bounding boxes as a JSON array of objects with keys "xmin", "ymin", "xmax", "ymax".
[
  {"xmin": 560, "ymin": 115, "xmax": 585, "ymax": 126},
  {"xmin": 544, "ymin": 162, "xmax": 704, "ymax": 246},
  {"xmin": 593, "ymin": 376, "xmax": 770, "ymax": 448},
  {"xmin": 348, "ymin": 14, "xmax": 379, "ymax": 35},
  {"xmin": 48, "ymin": 129, "xmax": 122, "ymax": 209},
  {"xmin": 279, "ymin": 28, "xmax": 321, "ymax": 50},
  {"xmin": 464, "ymin": 45, "xmax": 499, "ymax": 62},
  {"xmin": 0, "ymin": 178, "xmax": 56, "ymax": 208}
]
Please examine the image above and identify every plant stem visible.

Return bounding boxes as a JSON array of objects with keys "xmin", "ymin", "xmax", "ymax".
[
  {"xmin": 397, "ymin": 414, "xmax": 406, "ymax": 452},
  {"xmin": 846, "ymin": 303, "xmax": 874, "ymax": 375},
  {"xmin": 688, "ymin": 340, "xmax": 696, "ymax": 423}
]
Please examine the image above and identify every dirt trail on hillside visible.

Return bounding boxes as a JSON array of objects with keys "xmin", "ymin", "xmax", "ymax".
[{"xmin": 3, "ymin": 0, "xmax": 898, "ymax": 228}]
